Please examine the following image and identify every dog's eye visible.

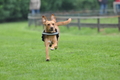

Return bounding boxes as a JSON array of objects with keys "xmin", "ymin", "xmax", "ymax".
[
  {"xmin": 52, "ymin": 23, "xmax": 54, "ymax": 25},
  {"xmin": 47, "ymin": 24, "xmax": 50, "ymax": 26}
]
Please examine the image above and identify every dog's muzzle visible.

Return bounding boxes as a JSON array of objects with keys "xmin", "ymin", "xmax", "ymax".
[{"xmin": 50, "ymin": 27, "xmax": 54, "ymax": 31}]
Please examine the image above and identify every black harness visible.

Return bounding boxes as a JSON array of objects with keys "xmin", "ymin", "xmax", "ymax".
[{"xmin": 41, "ymin": 29, "xmax": 59, "ymax": 42}]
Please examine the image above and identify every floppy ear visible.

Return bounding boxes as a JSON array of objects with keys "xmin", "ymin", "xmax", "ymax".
[
  {"xmin": 51, "ymin": 14, "xmax": 56, "ymax": 22},
  {"xmin": 42, "ymin": 16, "xmax": 47, "ymax": 24}
]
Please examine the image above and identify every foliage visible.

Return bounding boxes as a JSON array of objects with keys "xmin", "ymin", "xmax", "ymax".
[
  {"xmin": 41, "ymin": 0, "xmax": 114, "ymax": 11},
  {"xmin": 0, "ymin": 0, "xmax": 114, "ymax": 22},
  {"xmin": 0, "ymin": 22, "xmax": 120, "ymax": 80},
  {"xmin": 0, "ymin": 0, "xmax": 29, "ymax": 22}
]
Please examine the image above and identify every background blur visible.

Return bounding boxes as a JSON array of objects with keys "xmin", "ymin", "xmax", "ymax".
[{"xmin": 0, "ymin": 0, "xmax": 114, "ymax": 22}]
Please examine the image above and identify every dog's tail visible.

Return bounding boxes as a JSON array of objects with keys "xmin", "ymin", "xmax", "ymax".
[{"xmin": 56, "ymin": 18, "xmax": 72, "ymax": 26}]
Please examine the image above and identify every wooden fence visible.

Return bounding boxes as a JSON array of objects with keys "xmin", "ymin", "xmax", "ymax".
[{"xmin": 28, "ymin": 14, "xmax": 120, "ymax": 32}]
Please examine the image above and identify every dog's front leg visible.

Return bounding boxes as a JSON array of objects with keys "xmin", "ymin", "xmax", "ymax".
[
  {"xmin": 45, "ymin": 40, "xmax": 50, "ymax": 61},
  {"xmin": 50, "ymin": 40, "xmax": 58, "ymax": 50}
]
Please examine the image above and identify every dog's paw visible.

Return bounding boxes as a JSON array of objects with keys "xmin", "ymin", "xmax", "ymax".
[
  {"xmin": 46, "ymin": 59, "xmax": 50, "ymax": 61},
  {"xmin": 50, "ymin": 48, "xmax": 55, "ymax": 50}
]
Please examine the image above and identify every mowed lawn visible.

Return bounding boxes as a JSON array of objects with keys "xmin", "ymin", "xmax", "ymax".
[{"xmin": 0, "ymin": 22, "xmax": 120, "ymax": 80}]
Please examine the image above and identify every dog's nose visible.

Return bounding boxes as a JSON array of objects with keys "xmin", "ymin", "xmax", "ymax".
[{"xmin": 50, "ymin": 27, "xmax": 53, "ymax": 31}]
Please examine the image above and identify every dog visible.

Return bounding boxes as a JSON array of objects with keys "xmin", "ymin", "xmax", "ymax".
[{"xmin": 42, "ymin": 14, "xmax": 71, "ymax": 61}]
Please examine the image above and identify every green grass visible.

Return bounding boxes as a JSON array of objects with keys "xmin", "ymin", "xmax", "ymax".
[{"xmin": 0, "ymin": 22, "xmax": 120, "ymax": 80}]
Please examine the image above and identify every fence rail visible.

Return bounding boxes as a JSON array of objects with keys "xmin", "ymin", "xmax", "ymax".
[
  {"xmin": 70, "ymin": 23, "xmax": 118, "ymax": 27},
  {"xmin": 28, "ymin": 14, "xmax": 120, "ymax": 32}
]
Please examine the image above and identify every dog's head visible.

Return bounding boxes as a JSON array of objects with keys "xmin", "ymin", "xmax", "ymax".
[{"xmin": 42, "ymin": 14, "xmax": 56, "ymax": 33}]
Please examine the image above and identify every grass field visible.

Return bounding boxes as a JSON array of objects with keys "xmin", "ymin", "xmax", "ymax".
[{"xmin": 0, "ymin": 22, "xmax": 120, "ymax": 80}]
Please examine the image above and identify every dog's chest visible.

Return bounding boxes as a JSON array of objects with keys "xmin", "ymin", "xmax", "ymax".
[{"xmin": 45, "ymin": 35, "xmax": 56, "ymax": 41}]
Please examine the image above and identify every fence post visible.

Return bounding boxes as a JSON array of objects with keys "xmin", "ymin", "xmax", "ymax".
[
  {"xmin": 35, "ymin": 19, "xmax": 37, "ymax": 27},
  {"xmin": 97, "ymin": 17, "xmax": 100, "ymax": 32},
  {"xmin": 78, "ymin": 18, "xmax": 80, "ymax": 30},
  {"xmin": 28, "ymin": 14, "xmax": 32, "ymax": 27},
  {"xmin": 118, "ymin": 16, "xmax": 120, "ymax": 32},
  {"xmin": 66, "ymin": 18, "xmax": 69, "ymax": 29},
  {"xmin": 67, "ymin": 24, "xmax": 69, "ymax": 29}
]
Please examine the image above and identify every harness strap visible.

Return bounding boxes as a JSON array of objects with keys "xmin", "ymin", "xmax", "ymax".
[
  {"xmin": 41, "ymin": 29, "xmax": 59, "ymax": 42},
  {"xmin": 42, "ymin": 32, "xmax": 59, "ymax": 35}
]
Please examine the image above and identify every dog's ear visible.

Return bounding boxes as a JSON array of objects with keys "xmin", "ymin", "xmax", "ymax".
[
  {"xmin": 42, "ymin": 16, "xmax": 47, "ymax": 24},
  {"xmin": 51, "ymin": 14, "xmax": 56, "ymax": 22}
]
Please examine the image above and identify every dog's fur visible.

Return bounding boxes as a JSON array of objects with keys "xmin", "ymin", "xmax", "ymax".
[{"xmin": 42, "ymin": 14, "xmax": 71, "ymax": 61}]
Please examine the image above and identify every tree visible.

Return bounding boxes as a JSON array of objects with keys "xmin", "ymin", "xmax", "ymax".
[
  {"xmin": 0, "ymin": 0, "xmax": 29, "ymax": 22},
  {"xmin": 0, "ymin": 0, "xmax": 114, "ymax": 22}
]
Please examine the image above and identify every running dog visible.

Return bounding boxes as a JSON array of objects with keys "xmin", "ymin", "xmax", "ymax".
[{"xmin": 42, "ymin": 14, "xmax": 71, "ymax": 61}]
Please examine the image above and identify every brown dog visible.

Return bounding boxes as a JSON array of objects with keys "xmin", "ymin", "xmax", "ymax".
[{"xmin": 42, "ymin": 14, "xmax": 71, "ymax": 61}]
